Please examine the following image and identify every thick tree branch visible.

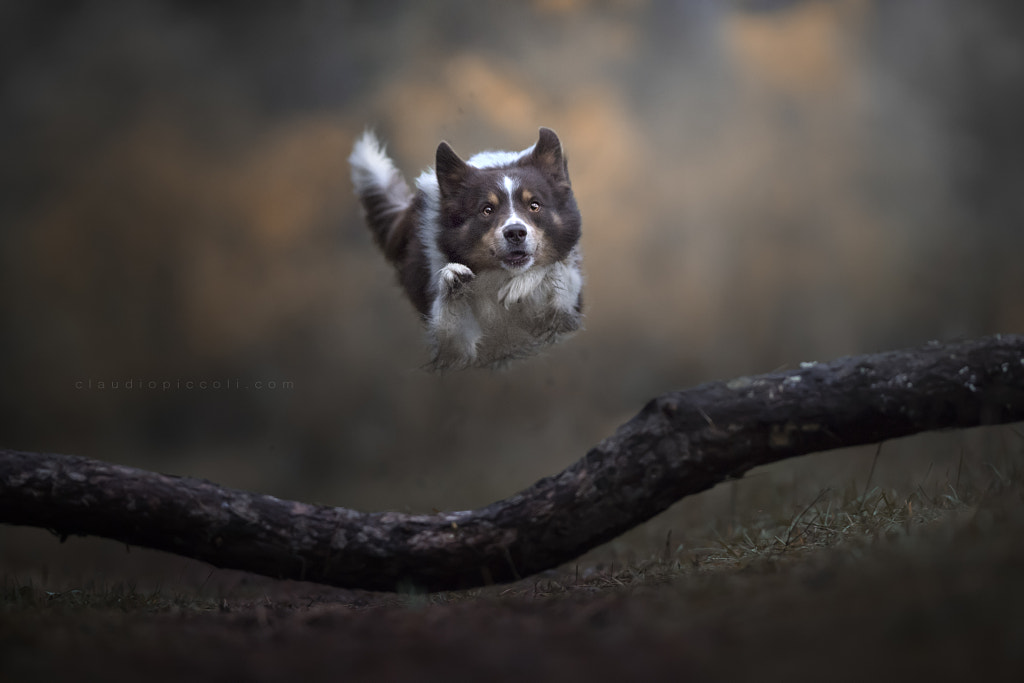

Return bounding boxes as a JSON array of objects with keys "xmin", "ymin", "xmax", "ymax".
[{"xmin": 2, "ymin": 335, "xmax": 1023, "ymax": 592}]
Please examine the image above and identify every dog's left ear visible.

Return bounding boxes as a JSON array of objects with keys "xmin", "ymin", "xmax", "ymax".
[{"xmin": 529, "ymin": 127, "xmax": 570, "ymax": 186}]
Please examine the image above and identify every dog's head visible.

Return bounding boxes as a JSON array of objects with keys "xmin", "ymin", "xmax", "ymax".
[{"xmin": 434, "ymin": 128, "xmax": 581, "ymax": 274}]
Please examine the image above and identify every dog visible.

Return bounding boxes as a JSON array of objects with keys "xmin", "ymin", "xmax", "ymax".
[{"xmin": 349, "ymin": 127, "xmax": 584, "ymax": 370}]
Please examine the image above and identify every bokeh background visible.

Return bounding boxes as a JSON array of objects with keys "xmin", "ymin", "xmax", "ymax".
[{"xmin": 2, "ymin": 0, "xmax": 1022, "ymax": 541}]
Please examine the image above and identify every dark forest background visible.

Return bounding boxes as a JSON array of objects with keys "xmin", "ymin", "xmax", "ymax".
[{"xmin": 2, "ymin": 0, "xmax": 1022, "ymax": 520}]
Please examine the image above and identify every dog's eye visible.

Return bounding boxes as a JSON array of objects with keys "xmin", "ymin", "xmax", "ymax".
[
  {"xmin": 481, "ymin": 205, "xmax": 494, "ymax": 216},
  {"xmin": 528, "ymin": 201, "xmax": 541, "ymax": 212}
]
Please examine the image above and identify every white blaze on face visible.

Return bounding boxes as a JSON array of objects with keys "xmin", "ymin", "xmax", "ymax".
[{"xmin": 501, "ymin": 175, "xmax": 525, "ymax": 231}]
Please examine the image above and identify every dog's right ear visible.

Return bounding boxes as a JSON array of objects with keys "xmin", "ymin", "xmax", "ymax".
[{"xmin": 435, "ymin": 141, "xmax": 469, "ymax": 199}]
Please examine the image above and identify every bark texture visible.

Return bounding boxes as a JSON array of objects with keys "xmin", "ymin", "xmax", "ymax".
[{"xmin": 2, "ymin": 335, "xmax": 1023, "ymax": 592}]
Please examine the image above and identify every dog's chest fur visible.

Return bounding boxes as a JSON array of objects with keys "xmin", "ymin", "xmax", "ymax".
[{"xmin": 449, "ymin": 258, "xmax": 582, "ymax": 367}]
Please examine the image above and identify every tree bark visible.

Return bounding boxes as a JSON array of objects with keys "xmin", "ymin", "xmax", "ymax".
[{"xmin": 2, "ymin": 335, "xmax": 1023, "ymax": 592}]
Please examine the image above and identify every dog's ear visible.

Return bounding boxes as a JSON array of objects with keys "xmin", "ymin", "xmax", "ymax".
[
  {"xmin": 435, "ymin": 141, "xmax": 469, "ymax": 199},
  {"xmin": 529, "ymin": 127, "xmax": 570, "ymax": 186}
]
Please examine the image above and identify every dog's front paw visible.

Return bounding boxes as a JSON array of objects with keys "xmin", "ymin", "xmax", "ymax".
[
  {"xmin": 530, "ymin": 308, "xmax": 582, "ymax": 339},
  {"xmin": 438, "ymin": 263, "xmax": 475, "ymax": 299},
  {"xmin": 548, "ymin": 308, "xmax": 582, "ymax": 336}
]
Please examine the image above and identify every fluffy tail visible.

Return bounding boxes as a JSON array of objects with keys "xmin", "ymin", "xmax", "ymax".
[{"xmin": 349, "ymin": 131, "xmax": 413, "ymax": 258}]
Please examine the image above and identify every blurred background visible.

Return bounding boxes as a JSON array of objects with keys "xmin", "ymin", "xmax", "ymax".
[{"xmin": 1, "ymin": 0, "xmax": 1022, "ymax": 544}]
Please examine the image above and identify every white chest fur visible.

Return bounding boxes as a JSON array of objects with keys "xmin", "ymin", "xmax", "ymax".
[{"xmin": 427, "ymin": 249, "xmax": 583, "ymax": 370}]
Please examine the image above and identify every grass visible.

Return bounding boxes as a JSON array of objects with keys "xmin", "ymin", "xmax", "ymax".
[
  {"xmin": 2, "ymin": 437, "xmax": 1023, "ymax": 682},
  {"xmin": 1, "ymin": 578, "xmax": 220, "ymax": 614}
]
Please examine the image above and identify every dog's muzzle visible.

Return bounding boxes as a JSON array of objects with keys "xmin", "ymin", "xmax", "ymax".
[{"xmin": 500, "ymin": 223, "xmax": 533, "ymax": 269}]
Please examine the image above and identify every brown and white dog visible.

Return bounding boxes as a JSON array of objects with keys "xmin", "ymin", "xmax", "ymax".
[{"xmin": 349, "ymin": 128, "xmax": 583, "ymax": 369}]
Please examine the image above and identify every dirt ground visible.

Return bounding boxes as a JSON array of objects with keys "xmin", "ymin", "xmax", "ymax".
[{"xmin": 4, "ymin": 475, "xmax": 1023, "ymax": 683}]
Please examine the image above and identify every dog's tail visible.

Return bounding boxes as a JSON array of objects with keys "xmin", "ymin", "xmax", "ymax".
[{"xmin": 349, "ymin": 131, "xmax": 413, "ymax": 260}]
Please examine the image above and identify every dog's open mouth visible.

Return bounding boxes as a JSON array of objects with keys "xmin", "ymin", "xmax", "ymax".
[
  {"xmin": 499, "ymin": 250, "xmax": 532, "ymax": 270},
  {"xmin": 502, "ymin": 250, "xmax": 532, "ymax": 269}
]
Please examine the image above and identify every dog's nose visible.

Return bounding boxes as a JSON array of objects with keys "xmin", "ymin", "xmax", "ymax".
[{"xmin": 503, "ymin": 224, "xmax": 528, "ymax": 245}]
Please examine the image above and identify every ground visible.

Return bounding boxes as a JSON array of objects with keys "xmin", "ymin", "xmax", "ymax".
[{"xmin": 3, "ymin": 453, "xmax": 1024, "ymax": 682}]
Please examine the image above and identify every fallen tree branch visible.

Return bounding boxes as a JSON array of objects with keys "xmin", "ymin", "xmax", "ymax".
[{"xmin": 2, "ymin": 335, "xmax": 1023, "ymax": 592}]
